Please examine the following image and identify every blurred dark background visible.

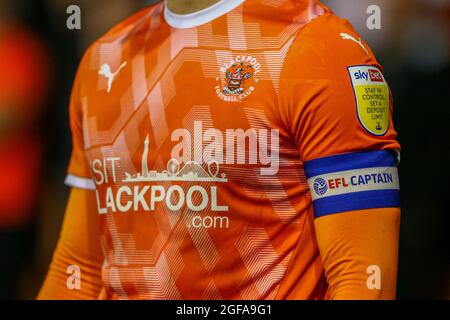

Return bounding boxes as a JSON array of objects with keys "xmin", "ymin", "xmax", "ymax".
[{"xmin": 0, "ymin": 0, "xmax": 448, "ymax": 299}]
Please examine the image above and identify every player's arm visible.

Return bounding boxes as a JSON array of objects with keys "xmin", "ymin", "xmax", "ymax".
[
  {"xmin": 281, "ymin": 20, "xmax": 401, "ymax": 299},
  {"xmin": 314, "ymin": 207, "xmax": 400, "ymax": 299},
  {"xmin": 303, "ymin": 150, "xmax": 401, "ymax": 300},
  {"xmin": 38, "ymin": 46, "xmax": 103, "ymax": 299},
  {"xmin": 37, "ymin": 188, "xmax": 103, "ymax": 300}
]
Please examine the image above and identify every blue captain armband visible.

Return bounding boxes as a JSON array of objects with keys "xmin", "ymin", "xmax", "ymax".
[{"xmin": 304, "ymin": 150, "xmax": 400, "ymax": 218}]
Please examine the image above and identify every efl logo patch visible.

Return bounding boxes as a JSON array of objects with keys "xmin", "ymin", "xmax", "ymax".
[
  {"xmin": 308, "ymin": 167, "xmax": 399, "ymax": 201},
  {"xmin": 348, "ymin": 65, "xmax": 390, "ymax": 136},
  {"xmin": 215, "ymin": 55, "xmax": 261, "ymax": 102},
  {"xmin": 304, "ymin": 150, "xmax": 401, "ymax": 218}
]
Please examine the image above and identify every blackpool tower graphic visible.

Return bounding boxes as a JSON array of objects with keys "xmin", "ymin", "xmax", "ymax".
[
  {"xmin": 123, "ymin": 135, "xmax": 228, "ymax": 183},
  {"xmin": 141, "ymin": 134, "xmax": 150, "ymax": 177}
]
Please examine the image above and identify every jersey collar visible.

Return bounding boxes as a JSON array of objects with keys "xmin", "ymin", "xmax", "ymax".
[{"xmin": 164, "ymin": 0, "xmax": 246, "ymax": 29}]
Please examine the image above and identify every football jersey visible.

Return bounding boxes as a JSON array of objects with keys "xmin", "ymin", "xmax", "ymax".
[{"xmin": 65, "ymin": 0, "xmax": 400, "ymax": 299}]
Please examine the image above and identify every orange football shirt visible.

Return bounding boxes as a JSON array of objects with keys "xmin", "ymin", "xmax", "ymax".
[{"xmin": 64, "ymin": 0, "xmax": 400, "ymax": 299}]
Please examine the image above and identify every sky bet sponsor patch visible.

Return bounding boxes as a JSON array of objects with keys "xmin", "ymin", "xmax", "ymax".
[
  {"xmin": 304, "ymin": 150, "xmax": 400, "ymax": 218},
  {"xmin": 348, "ymin": 65, "xmax": 390, "ymax": 136}
]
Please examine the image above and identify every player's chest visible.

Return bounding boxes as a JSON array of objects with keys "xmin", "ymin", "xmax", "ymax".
[{"xmin": 83, "ymin": 47, "xmax": 289, "ymax": 173}]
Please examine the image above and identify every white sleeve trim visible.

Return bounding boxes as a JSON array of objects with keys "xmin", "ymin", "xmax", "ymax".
[{"xmin": 65, "ymin": 174, "xmax": 96, "ymax": 190}]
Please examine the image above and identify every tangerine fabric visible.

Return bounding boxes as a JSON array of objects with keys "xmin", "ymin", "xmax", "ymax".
[
  {"xmin": 315, "ymin": 208, "xmax": 400, "ymax": 300},
  {"xmin": 38, "ymin": 189, "xmax": 103, "ymax": 300},
  {"xmin": 40, "ymin": 0, "xmax": 400, "ymax": 299}
]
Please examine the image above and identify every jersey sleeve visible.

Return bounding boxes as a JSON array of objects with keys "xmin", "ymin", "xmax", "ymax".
[
  {"xmin": 65, "ymin": 50, "xmax": 95, "ymax": 190},
  {"xmin": 280, "ymin": 15, "xmax": 400, "ymax": 218},
  {"xmin": 37, "ymin": 188, "xmax": 103, "ymax": 300}
]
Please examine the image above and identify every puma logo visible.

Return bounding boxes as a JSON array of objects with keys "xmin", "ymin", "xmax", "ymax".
[
  {"xmin": 98, "ymin": 62, "xmax": 127, "ymax": 93},
  {"xmin": 340, "ymin": 32, "xmax": 369, "ymax": 55}
]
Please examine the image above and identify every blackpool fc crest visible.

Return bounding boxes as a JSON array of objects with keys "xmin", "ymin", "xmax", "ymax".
[{"xmin": 216, "ymin": 55, "xmax": 261, "ymax": 102}]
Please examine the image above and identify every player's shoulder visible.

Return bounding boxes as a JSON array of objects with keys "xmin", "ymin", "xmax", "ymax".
[
  {"xmin": 299, "ymin": 12, "xmax": 361, "ymax": 46},
  {"xmin": 94, "ymin": 2, "xmax": 163, "ymax": 45},
  {"xmin": 81, "ymin": 3, "xmax": 163, "ymax": 57},
  {"xmin": 285, "ymin": 10, "xmax": 378, "ymax": 79},
  {"xmin": 98, "ymin": 2, "xmax": 163, "ymax": 44},
  {"xmin": 75, "ymin": 3, "xmax": 163, "ymax": 77}
]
